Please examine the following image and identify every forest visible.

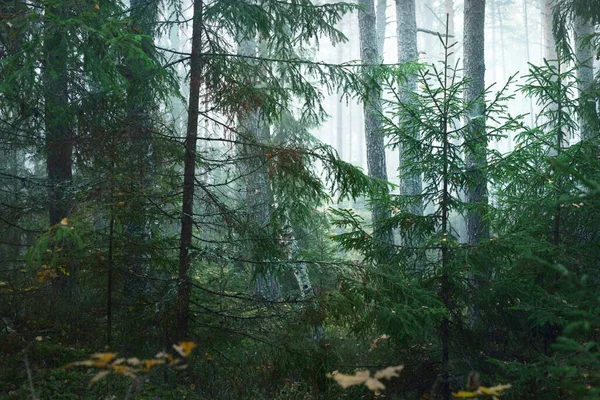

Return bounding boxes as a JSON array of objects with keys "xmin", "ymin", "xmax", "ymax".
[{"xmin": 1, "ymin": 0, "xmax": 599, "ymax": 398}]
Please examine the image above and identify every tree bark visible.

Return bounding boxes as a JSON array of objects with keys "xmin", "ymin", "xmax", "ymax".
[
  {"xmin": 43, "ymin": 2, "xmax": 74, "ymax": 297},
  {"xmin": 376, "ymin": 0, "xmax": 387, "ymax": 57},
  {"xmin": 541, "ymin": 0, "xmax": 557, "ymax": 60},
  {"xmin": 573, "ymin": 16, "xmax": 595, "ymax": 141},
  {"xmin": 396, "ymin": 0, "xmax": 423, "ymax": 218},
  {"xmin": 463, "ymin": 0, "xmax": 489, "ymax": 247},
  {"xmin": 237, "ymin": 38, "xmax": 281, "ymax": 301},
  {"xmin": 358, "ymin": 0, "xmax": 394, "ymax": 248},
  {"xmin": 176, "ymin": 0, "xmax": 203, "ymax": 341}
]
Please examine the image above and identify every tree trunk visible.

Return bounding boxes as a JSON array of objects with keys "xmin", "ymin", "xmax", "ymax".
[
  {"xmin": 44, "ymin": 2, "xmax": 74, "ymax": 297},
  {"xmin": 237, "ymin": 38, "xmax": 281, "ymax": 301},
  {"xmin": 541, "ymin": 0, "xmax": 557, "ymax": 60},
  {"xmin": 396, "ymin": 0, "xmax": 423, "ymax": 218},
  {"xmin": 522, "ymin": 0, "xmax": 535, "ymax": 126},
  {"xmin": 573, "ymin": 16, "xmax": 595, "ymax": 141},
  {"xmin": 358, "ymin": 0, "xmax": 394, "ymax": 248},
  {"xmin": 376, "ymin": 0, "xmax": 388, "ymax": 57},
  {"xmin": 123, "ymin": 0, "xmax": 158, "ymax": 309},
  {"xmin": 463, "ymin": 0, "xmax": 488, "ymax": 247},
  {"xmin": 463, "ymin": 0, "xmax": 488, "ymax": 335},
  {"xmin": 176, "ymin": 0, "xmax": 203, "ymax": 341}
]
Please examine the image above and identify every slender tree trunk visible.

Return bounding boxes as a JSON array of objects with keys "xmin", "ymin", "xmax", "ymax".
[
  {"xmin": 522, "ymin": 0, "xmax": 535, "ymax": 126},
  {"xmin": 489, "ymin": 0, "xmax": 497, "ymax": 82},
  {"xmin": 464, "ymin": 0, "xmax": 488, "ymax": 332},
  {"xmin": 237, "ymin": 37, "xmax": 281, "ymax": 301},
  {"xmin": 439, "ymin": 27, "xmax": 453, "ymax": 400},
  {"xmin": 44, "ymin": 2, "xmax": 74, "ymax": 297},
  {"xmin": 123, "ymin": 0, "xmax": 158, "ymax": 307},
  {"xmin": 358, "ymin": 0, "xmax": 394, "ymax": 248},
  {"xmin": 445, "ymin": 0, "xmax": 455, "ymax": 65},
  {"xmin": 573, "ymin": 16, "xmax": 595, "ymax": 141},
  {"xmin": 541, "ymin": 0, "xmax": 557, "ymax": 60},
  {"xmin": 464, "ymin": 0, "xmax": 488, "ymax": 247},
  {"xmin": 497, "ymin": 5, "xmax": 507, "ymax": 80},
  {"xmin": 176, "ymin": 0, "xmax": 203, "ymax": 341},
  {"xmin": 396, "ymin": 0, "xmax": 423, "ymax": 218},
  {"xmin": 376, "ymin": 0, "xmax": 388, "ymax": 58}
]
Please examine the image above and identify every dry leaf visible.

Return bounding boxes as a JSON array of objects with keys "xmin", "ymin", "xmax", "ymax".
[
  {"xmin": 89, "ymin": 370, "xmax": 110, "ymax": 387},
  {"xmin": 479, "ymin": 384, "xmax": 512, "ymax": 396},
  {"xmin": 91, "ymin": 353, "xmax": 118, "ymax": 363},
  {"xmin": 143, "ymin": 359, "xmax": 165, "ymax": 372},
  {"xmin": 365, "ymin": 377, "xmax": 386, "ymax": 392},
  {"xmin": 173, "ymin": 341, "xmax": 196, "ymax": 357},
  {"xmin": 331, "ymin": 370, "xmax": 370, "ymax": 388},
  {"xmin": 60, "ymin": 218, "xmax": 68, "ymax": 226},
  {"xmin": 452, "ymin": 390, "xmax": 479, "ymax": 398},
  {"xmin": 374, "ymin": 365, "xmax": 404, "ymax": 380}
]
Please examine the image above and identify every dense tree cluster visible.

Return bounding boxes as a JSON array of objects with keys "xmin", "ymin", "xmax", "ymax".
[{"xmin": 1, "ymin": 0, "xmax": 599, "ymax": 399}]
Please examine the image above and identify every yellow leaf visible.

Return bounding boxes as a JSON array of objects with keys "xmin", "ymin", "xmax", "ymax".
[
  {"xmin": 91, "ymin": 352, "xmax": 118, "ymax": 363},
  {"xmin": 329, "ymin": 370, "xmax": 370, "ymax": 388},
  {"xmin": 111, "ymin": 364, "xmax": 137, "ymax": 378},
  {"xmin": 155, "ymin": 351, "xmax": 173, "ymax": 361},
  {"xmin": 365, "ymin": 377, "xmax": 385, "ymax": 392},
  {"xmin": 374, "ymin": 365, "xmax": 404, "ymax": 380},
  {"xmin": 93, "ymin": 3, "xmax": 99, "ymax": 11},
  {"xmin": 479, "ymin": 384, "xmax": 512, "ymax": 396},
  {"xmin": 173, "ymin": 341, "xmax": 196, "ymax": 357},
  {"xmin": 143, "ymin": 358, "xmax": 165, "ymax": 372},
  {"xmin": 118, "ymin": 201, "xmax": 125, "ymax": 208},
  {"xmin": 60, "ymin": 218, "xmax": 68, "ymax": 226},
  {"xmin": 126, "ymin": 357, "xmax": 142, "ymax": 366},
  {"xmin": 35, "ymin": 336, "xmax": 43, "ymax": 341},
  {"xmin": 89, "ymin": 370, "xmax": 110, "ymax": 387},
  {"xmin": 452, "ymin": 391, "xmax": 479, "ymax": 398}
]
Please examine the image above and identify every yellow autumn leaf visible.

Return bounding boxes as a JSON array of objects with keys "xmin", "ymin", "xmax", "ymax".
[
  {"xmin": 374, "ymin": 365, "xmax": 404, "ymax": 380},
  {"xmin": 126, "ymin": 357, "xmax": 142, "ymax": 366},
  {"xmin": 329, "ymin": 370, "xmax": 370, "ymax": 388},
  {"xmin": 91, "ymin": 352, "xmax": 118, "ymax": 363},
  {"xmin": 60, "ymin": 218, "xmax": 68, "ymax": 225},
  {"xmin": 143, "ymin": 358, "xmax": 165, "ymax": 372},
  {"xmin": 479, "ymin": 384, "xmax": 512, "ymax": 396},
  {"xmin": 365, "ymin": 377, "xmax": 386, "ymax": 392},
  {"xmin": 93, "ymin": 3, "xmax": 99, "ymax": 11},
  {"xmin": 155, "ymin": 351, "xmax": 174, "ymax": 361},
  {"xmin": 111, "ymin": 364, "xmax": 137, "ymax": 378},
  {"xmin": 89, "ymin": 370, "xmax": 110, "ymax": 387},
  {"xmin": 173, "ymin": 341, "xmax": 196, "ymax": 357},
  {"xmin": 452, "ymin": 390, "xmax": 479, "ymax": 398}
]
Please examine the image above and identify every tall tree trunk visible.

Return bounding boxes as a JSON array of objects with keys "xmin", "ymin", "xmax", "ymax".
[
  {"xmin": 463, "ymin": 0, "xmax": 488, "ymax": 248},
  {"xmin": 44, "ymin": 2, "xmax": 74, "ymax": 297},
  {"xmin": 396, "ymin": 0, "xmax": 423, "ymax": 218},
  {"xmin": 176, "ymin": 0, "xmax": 203, "ymax": 341},
  {"xmin": 358, "ymin": 0, "xmax": 394, "ymax": 248},
  {"xmin": 541, "ymin": 0, "xmax": 557, "ymax": 60},
  {"xmin": 573, "ymin": 16, "xmax": 595, "ymax": 141},
  {"xmin": 123, "ymin": 0, "xmax": 158, "ymax": 308},
  {"xmin": 463, "ymin": 0, "xmax": 488, "ymax": 333},
  {"xmin": 376, "ymin": 0, "xmax": 388, "ymax": 57},
  {"xmin": 497, "ymin": 5, "xmax": 507, "ymax": 80},
  {"xmin": 237, "ymin": 38, "xmax": 281, "ymax": 301},
  {"xmin": 445, "ymin": 0, "xmax": 455, "ymax": 64},
  {"xmin": 522, "ymin": 0, "xmax": 535, "ymax": 126}
]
